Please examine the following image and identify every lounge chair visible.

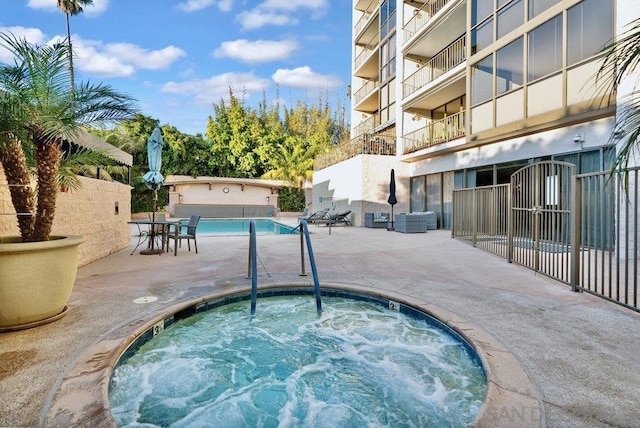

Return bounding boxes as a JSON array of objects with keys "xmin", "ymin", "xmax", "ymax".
[
  {"xmin": 333, "ymin": 210, "xmax": 352, "ymax": 226},
  {"xmin": 167, "ymin": 215, "xmax": 200, "ymax": 256},
  {"xmin": 291, "ymin": 208, "xmax": 330, "ymax": 232},
  {"xmin": 317, "ymin": 210, "xmax": 352, "ymax": 226}
]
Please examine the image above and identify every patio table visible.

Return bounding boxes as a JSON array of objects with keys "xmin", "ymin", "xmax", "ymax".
[{"xmin": 128, "ymin": 219, "xmax": 179, "ymax": 255}]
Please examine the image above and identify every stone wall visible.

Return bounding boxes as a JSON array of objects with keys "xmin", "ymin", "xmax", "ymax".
[{"xmin": 0, "ymin": 171, "xmax": 131, "ymax": 267}]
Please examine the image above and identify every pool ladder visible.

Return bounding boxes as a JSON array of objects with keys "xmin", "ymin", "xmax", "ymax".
[{"xmin": 248, "ymin": 220, "xmax": 322, "ymax": 316}]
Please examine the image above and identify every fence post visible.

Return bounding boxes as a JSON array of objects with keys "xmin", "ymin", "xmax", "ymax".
[
  {"xmin": 472, "ymin": 188, "xmax": 477, "ymax": 247},
  {"xmin": 571, "ymin": 176, "xmax": 582, "ymax": 292},
  {"xmin": 507, "ymin": 182, "xmax": 513, "ymax": 263}
]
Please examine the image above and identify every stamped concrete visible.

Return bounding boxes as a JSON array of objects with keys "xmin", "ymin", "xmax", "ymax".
[{"xmin": 1, "ymin": 222, "xmax": 639, "ymax": 427}]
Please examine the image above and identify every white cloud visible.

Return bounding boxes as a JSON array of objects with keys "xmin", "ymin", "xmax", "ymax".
[
  {"xmin": 175, "ymin": 0, "xmax": 215, "ymax": 12},
  {"xmin": 236, "ymin": 10, "xmax": 297, "ymax": 31},
  {"xmin": 0, "ymin": 26, "xmax": 49, "ymax": 63},
  {"xmin": 218, "ymin": 0, "xmax": 234, "ymax": 12},
  {"xmin": 259, "ymin": 0, "xmax": 329, "ymax": 17},
  {"xmin": 27, "ymin": 0, "xmax": 109, "ymax": 17},
  {"xmin": 71, "ymin": 38, "xmax": 186, "ymax": 78},
  {"xmin": 213, "ymin": 39, "xmax": 297, "ymax": 64},
  {"xmin": 272, "ymin": 66, "xmax": 341, "ymax": 89},
  {"xmin": 102, "ymin": 43, "xmax": 186, "ymax": 70},
  {"xmin": 161, "ymin": 72, "xmax": 270, "ymax": 106}
]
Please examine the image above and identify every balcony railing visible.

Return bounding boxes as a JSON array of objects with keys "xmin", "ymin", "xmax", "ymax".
[
  {"xmin": 402, "ymin": 110, "xmax": 465, "ymax": 154},
  {"xmin": 353, "ymin": 114, "xmax": 381, "ymax": 136},
  {"xmin": 353, "ymin": 74, "xmax": 379, "ymax": 105},
  {"xmin": 402, "ymin": 35, "xmax": 465, "ymax": 99},
  {"xmin": 315, "ymin": 132, "xmax": 396, "ymax": 170},
  {"xmin": 354, "ymin": 0, "xmax": 378, "ymax": 37},
  {"xmin": 354, "ymin": 31, "xmax": 380, "ymax": 71},
  {"xmin": 403, "ymin": 0, "xmax": 452, "ymax": 41}
]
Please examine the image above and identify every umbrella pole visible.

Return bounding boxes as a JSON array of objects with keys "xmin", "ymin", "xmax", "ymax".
[
  {"xmin": 388, "ymin": 205, "xmax": 395, "ymax": 231},
  {"xmin": 141, "ymin": 184, "xmax": 163, "ymax": 255}
]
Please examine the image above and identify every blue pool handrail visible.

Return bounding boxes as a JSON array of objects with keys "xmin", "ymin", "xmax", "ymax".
[
  {"xmin": 299, "ymin": 220, "xmax": 322, "ymax": 313},
  {"xmin": 249, "ymin": 220, "xmax": 258, "ymax": 315},
  {"xmin": 248, "ymin": 219, "xmax": 322, "ymax": 316}
]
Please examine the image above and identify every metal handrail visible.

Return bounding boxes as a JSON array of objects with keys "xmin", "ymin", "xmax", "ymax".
[
  {"xmin": 299, "ymin": 220, "xmax": 322, "ymax": 313},
  {"xmin": 248, "ymin": 219, "xmax": 322, "ymax": 315},
  {"xmin": 248, "ymin": 220, "xmax": 258, "ymax": 315}
]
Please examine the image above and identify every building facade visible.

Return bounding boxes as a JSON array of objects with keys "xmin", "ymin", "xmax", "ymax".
[{"xmin": 313, "ymin": 0, "xmax": 637, "ymax": 229}]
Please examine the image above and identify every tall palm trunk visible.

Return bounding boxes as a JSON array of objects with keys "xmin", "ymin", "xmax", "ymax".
[
  {"xmin": 33, "ymin": 136, "xmax": 63, "ymax": 241},
  {"xmin": 64, "ymin": 12, "xmax": 74, "ymax": 91},
  {"xmin": 0, "ymin": 138, "xmax": 36, "ymax": 241}
]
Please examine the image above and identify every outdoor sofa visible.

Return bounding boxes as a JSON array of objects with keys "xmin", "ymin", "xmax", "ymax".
[
  {"xmin": 394, "ymin": 212, "xmax": 437, "ymax": 233},
  {"xmin": 364, "ymin": 212, "xmax": 389, "ymax": 228}
]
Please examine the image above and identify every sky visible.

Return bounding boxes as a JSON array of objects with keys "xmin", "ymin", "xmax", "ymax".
[{"xmin": 1, "ymin": 0, "xmax": 353, "ymax": 136}]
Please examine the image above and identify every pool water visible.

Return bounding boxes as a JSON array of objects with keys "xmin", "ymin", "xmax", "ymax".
[
  {"xmin": 109, "ymin": 295, "xmax": 486, "ymax": 427},
  {"xmin": 189, "ymin": 218, "xmax": 294, "ymax": 235}
]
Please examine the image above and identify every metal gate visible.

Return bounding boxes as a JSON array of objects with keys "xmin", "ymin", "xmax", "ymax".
[{"xmin": 509, "ymin": 161, "xmax": 576, "ymax": 284}]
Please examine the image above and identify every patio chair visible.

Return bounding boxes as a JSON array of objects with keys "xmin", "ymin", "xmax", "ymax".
[
  {"xmin": 305, "ymin": 208, "xmax": 330, "ymax": 225},
  {"xmin": 167, "ymin": 215, "xmax": 200, "ymax": 256},
  {"xmin": 317, "ymin": 210, "xmax": 352, "ymax": 226},
  {"xmin": 333, "ymin": 210, "xmax": 352, "ymax": 226},
  {"xmin": 291, "ymin": 208, "xmax": 330, "ymax": 232}
]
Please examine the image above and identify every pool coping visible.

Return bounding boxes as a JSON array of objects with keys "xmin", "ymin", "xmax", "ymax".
[{"xmin": 42, "ymin": 282, "xmax": 543, "ymax": 427}]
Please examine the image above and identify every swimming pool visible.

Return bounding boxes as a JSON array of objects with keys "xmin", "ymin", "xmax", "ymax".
[
  {"xmin": 109, "ymin": 290, "xmax": 487, "ymax": 427},
  {"xmin": 187, "ymin": 218, "xmax": 295, "ymax": 235}
]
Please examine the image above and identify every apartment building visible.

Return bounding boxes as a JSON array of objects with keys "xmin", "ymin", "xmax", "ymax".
[{"xmin": 313, "ymin": 0, "xmax": 637, "ymax": 229}]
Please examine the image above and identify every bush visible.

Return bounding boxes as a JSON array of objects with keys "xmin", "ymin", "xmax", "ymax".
[{"xmin": 278, "ymin": 187, "xmax": 305, "ymax": 212}]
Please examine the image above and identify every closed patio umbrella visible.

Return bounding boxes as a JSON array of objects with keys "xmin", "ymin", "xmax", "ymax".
[
  {"xmin": 387, "ymin": 169, "xmax": 397, "ymax": 231},
  {"xmin": 141, "ymin": 127, "xmax": 164, "ymax": 254}
]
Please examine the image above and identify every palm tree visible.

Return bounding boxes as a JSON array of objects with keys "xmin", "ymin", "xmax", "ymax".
[
  {"xmin": 261, "ymin": 137, "xmax": 314, "ymax": 189},
  {"xmin": 598, "ymin": 17, "xmax": 640, "ymax": 172},
  {"xmin": 0, "ymin": 32, "xmax": 137, "ymax": 242},
  {"xmin": 57, "ymin": 0, "xmax": 93, "ymax": 90}
]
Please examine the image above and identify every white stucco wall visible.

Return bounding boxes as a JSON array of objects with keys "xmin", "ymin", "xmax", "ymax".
[{"xmin": 312, "ymin": 155, "xmax": 409, "ymax": 226}]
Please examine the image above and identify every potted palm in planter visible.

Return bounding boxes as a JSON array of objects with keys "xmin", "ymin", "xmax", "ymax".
[{"xmin": 0, "ymin": 32, "xmax": 137, "ymax": 330}]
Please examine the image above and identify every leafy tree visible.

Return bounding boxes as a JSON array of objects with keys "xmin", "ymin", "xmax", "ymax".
[
  {"xmin": 0, "ymin": 32, "xmax": 137, "ymax": 241},
  {"xmin": 57, "ymin": 0, "xmax": 93, "ymax": 89},
  {"xmin": 160, "ymin": 124, "xmax": 212, "ymax": 177},
  {"xmin": 206, "ymin": 88, "xmax": 262, "ymax": 177}
]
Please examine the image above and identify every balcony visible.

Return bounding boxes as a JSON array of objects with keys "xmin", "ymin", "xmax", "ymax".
[
  {"xmin": 403, "ymin": 0, "xmax": 454, "ymax": 41},
  {"xmin": 402, "ymin": 110, "xmax": 465, "ymax": 154},
  {"xmin": 315, "ymin": 132, "xmax": 396, "ymax": 170},
  {"xmin": 354, "ymin": 31, "xmax": 380, "ymax": 78},
  {"xmin": 354, "ymin": 0, "xmax": 379, "ymax": 36},
  {"xmin": 353, "ymin": 74, "xmax": 379, "ymax": 112},
  {"xmin": 403, "ymin": 35, "xmax": 465, "ymax": 99},
  {"xmin": 353, "ymin": 113, "xmax": 382, "ymax": 137}
]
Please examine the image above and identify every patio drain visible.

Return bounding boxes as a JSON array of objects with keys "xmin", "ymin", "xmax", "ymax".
[{"xmin": 133, "ymin": 296, "xmax": 158, "ymax": 304}]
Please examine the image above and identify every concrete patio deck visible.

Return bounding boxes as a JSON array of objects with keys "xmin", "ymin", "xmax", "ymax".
[{"xmin": 1, "ymin": 222, "xmax": 639, "ymax": 427}]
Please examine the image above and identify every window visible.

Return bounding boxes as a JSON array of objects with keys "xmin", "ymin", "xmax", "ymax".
[
  {"xmin": 380, "ymin": 0, "xmax": 396, "ymax": 39},
  {"xmin": 527, "ymin": 14, "xmax": 562, "ymax": 81},
  {"xmin": 497, "ymin": 0, "xmax": 523, "ymax": 39},
  {"xmin": 567, "ymin": 0, "xmax": 613, "ymax": 65},
  {"xmin": 496, "ymin": 37, "xmax": 523, "ymax": 94},
  {"xmin": 380, "ymin": 33, "xmax": 396, "ymax": 82},
  {"xmin": 528, "ymin": 0, "xmax": 558, "ymax": 19},
  {"xmin": 471, "ymin": 0, "xmax": 494, "ymax": 27},
  {"xmin": 471, "ymin": 17, "xmax": 493, "ymax": 54},
  {"xmin": 471, "ymin": 54, "xmax": 494, "ymax": 105}
]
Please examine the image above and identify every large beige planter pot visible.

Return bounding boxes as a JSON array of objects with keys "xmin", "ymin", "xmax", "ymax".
[{"xmin": 0, "ymin": 235, "xmax": 85, "ymax": 332}]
